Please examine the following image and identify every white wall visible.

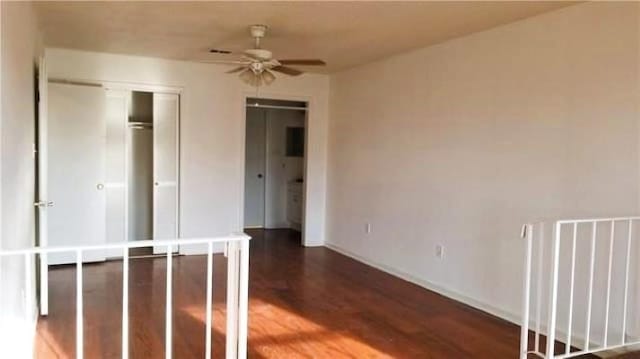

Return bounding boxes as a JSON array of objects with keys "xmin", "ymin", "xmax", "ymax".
[
  {"xmin": 327, "ymin": 0, "xmax": 640, "ymax": 333},
  {"xmin": 45, "ymin": 48, "xmax": 330, "ymax": 247},
  {"xmin": 0, "ymin": 1, "xmax": 41, "ymax": 355}
]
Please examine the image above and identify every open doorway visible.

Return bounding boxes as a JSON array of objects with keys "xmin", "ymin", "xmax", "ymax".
[{"xmin": 243, "ymin": 98, "xmax": 307, "ymax": 237}]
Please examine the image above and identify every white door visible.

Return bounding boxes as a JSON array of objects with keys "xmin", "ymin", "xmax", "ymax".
[
  {"xmin": 104, "ymin": 89, "xmax": 129, "ymax": 257},
  {"xmin": 47, "ymin": 82, "xmax": 107, "ymax": 264},
  {"xmin": 244, "ymin": 108, "xmax": 266, "ymax": 228},
  {"xmin": 152, "ymin": 93, "xmax": 179, "ymax": 253}
]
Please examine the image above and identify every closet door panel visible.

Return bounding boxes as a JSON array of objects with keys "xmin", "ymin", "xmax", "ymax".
[
  {"xmin": 153, "ymin": 93, "xmax": 179, "ymax": 253},
  {"xmin": 105, "ymin": 89, "xmax": 129, "ymax": 257},
  {"xmin": 47, "ymin": 83, "xmax": 107, "ymax": 264}
]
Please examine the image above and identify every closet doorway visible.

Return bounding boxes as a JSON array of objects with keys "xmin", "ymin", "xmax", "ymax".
[
  {"xmin": 243, "ymin": 98, "xmax": 307, "ymax": 233},
  {"xmin": 39, "ymin": 81, "xmax": 180, "ymax": 265}
]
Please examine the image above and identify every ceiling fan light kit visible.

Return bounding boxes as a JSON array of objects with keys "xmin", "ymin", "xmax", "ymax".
[{"xmin": 204, "ymin": 24, "xmax": 327, "ymax": 87}]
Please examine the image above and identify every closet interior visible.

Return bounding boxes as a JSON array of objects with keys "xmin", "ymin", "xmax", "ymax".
[{"xmin": 127, "ymin": 91, "xmax": 154, "ymax": 255}]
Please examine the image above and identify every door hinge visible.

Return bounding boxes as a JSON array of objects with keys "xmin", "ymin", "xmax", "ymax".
[{"xmin": 34, "ymin": 201, "xmax": 54, "ymax": 208}]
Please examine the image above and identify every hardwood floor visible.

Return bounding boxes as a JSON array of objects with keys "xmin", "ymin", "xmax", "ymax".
[{"xmin": 34, "ymin": 229, "xmax": 606, "ymax": 358}]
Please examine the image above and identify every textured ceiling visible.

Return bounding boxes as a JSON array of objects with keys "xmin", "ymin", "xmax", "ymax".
[{"xmin": 35, "ymin": 1, "xmax": 575, "ymax": 73}]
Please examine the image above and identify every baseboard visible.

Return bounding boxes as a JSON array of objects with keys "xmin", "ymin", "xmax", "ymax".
[{"xmin": 324, "ymin": 242, "xmax": 521, "ymax": 326}]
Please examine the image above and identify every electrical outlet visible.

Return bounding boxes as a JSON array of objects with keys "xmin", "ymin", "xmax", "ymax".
[
  {"xmin": 435, "ymin": 244, "xmax": 445, "ymax": 260},
  {"xmin": 365, "ymin": 222, "xmax": 372, "ymax": 234}
]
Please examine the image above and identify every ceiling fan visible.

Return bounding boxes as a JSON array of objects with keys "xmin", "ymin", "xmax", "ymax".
[{"xmin": 202, "ymin": 25, "xmax": 326, "ymax": 87}]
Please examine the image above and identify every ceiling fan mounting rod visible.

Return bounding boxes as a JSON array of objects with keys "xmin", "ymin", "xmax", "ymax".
[{"xmin": 250, "ymin": 24, "xmax": 268, "ymax": 49}]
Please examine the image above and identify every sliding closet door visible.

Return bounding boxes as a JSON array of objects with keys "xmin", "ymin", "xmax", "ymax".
[
  {"xmin": 104, "ymin": 89, "xmax": 129, "ymax": 257},
  {"xmin": 153, "ymin": 93, "xmax": 179, "ymax": 253},
  {"xmin": 47, "ymin": 83, "xmax": 107, "ymax": 264}
]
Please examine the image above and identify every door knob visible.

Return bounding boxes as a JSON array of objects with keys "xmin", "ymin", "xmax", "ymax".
[{"xmin": 96, "ymin": 183, "xmax": 104, "ymax": 190}]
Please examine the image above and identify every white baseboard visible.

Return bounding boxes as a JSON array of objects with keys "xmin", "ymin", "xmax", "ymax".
[{"xmin": 324, "ymin": 242, "xmax": 521, "ymax": 325}]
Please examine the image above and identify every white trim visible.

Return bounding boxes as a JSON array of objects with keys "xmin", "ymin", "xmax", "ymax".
[
  {"xmin": 49, "ymin": 77, "xmax": 183, "ymax": 95},
  {"xmin": 324, "ymin": 242, "xmax": 521, "ymax": 324}
]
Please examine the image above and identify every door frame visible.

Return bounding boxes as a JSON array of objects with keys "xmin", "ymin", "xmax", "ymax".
[
  {"xmin": 36, "ymin": 56, "xmax": 48, "ymax": 315},
  {"xmin": 239, "ymin": 92, "xmax": 310, "ymax": 244}
]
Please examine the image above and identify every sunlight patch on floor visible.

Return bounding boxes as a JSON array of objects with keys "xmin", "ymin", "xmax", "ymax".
[{"xmin": 181, "ymin": 297, "xmax": 392, "ymax": 358}]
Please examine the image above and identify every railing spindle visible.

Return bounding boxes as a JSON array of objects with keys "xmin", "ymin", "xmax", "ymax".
[
  {"xmin": 122, "ymin": 247, "xmax": 129, "ymax": 359},
  {"xmin": 205, "ymin": 242, "xmax": 213, "ymax": 359},
  {"xmin": 166, "ymin": 245, "xmax": 172, "ymax": 359},
  {"xmin": 520, "ymin": 224, "xmax": 533, "ymax": 359},
  {"xmin": 534, "ymin": 222, "xmax": 544, "ymax": 353},
  {"xmin": 546, "ymin": 222, "xmax": 562, "ymax": 357},
  {"xmin": 584, "ymin": 221, "xmax": 597, "ymax": 351},
  {"xmin": 226, "ymin": 241, "xmax": 239, "ymax": 359},
  {"xmin": 604, "ymin": 221, "xmax": 615, "ymax": 347},
  {"xmin": 565, "ymin": 222, "xmax": 578, "ymax": 354},
  {"xmin": 621, "ymin": 219, "xmax": 633, "ymax": 344},
  {"xmin": 76, "ymin": 250, "xmax": 83, "ymax": 359},
  {"xmin": 238, "ymin": 239, "xmax": 250, "ymax": 358}
]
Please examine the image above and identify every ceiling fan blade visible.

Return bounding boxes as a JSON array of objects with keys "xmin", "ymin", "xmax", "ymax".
[
  {"xmin": 277, "ymin": 59, "xmax": 326, "ymax": 66},
  {"xmin": 272, "ymin": 66, "xmax": 303, "ymax": 76},
  {"xmin": 209, "ymin": 48, "xmax": 234, "ymax": 54},
  {"xmin": 226, "ymin": 66, "xmax": 246, "ymax": 74}
]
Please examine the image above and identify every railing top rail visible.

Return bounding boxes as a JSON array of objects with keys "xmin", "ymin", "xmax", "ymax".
[
  {"xmin": 556, "ymin": 216, "xmax": 640, "ymax": 224},
  {"xmin": 0, "ymin": 233, "xmax": 251, "ymax": 256},
  {"xmin": 524, "ymin": 216, "xmax": 640, "ymax": 227}
]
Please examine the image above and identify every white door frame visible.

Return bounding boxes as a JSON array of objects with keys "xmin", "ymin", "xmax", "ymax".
[
  {"xmin": 239, "ymin": 92, "xmax": 310, "ymax": 244},
  {"xmin": 36, "ymin": 56, "xmax": 49, "ymax": 316}
]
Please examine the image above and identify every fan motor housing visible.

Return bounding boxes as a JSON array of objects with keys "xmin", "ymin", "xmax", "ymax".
[
  {"xmin": 250, "ymin": 25, "xmax": 268, "ymax": 39},
  {"xmin": 244, "ymin": 48, "xmax": 273, "ymax": 60}
]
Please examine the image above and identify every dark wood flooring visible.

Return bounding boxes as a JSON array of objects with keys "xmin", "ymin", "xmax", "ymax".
[{"xmin": 34, "ymin": 229, "xmax": 622, "ymax": 358}]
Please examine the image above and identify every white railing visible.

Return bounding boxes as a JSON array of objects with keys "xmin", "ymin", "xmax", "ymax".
[
  {"xmin": 520, "ymin": 217, "xmax": 640, "ymax": 358},
  {"xmin": 0, "ymin": 234, "xmax": 251, "ymax": 359}
]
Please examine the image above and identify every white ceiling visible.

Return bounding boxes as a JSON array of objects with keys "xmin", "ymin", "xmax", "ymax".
[{"xmin": 35, "ymin": 1, "xmax": 575, "ymax": 73}]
